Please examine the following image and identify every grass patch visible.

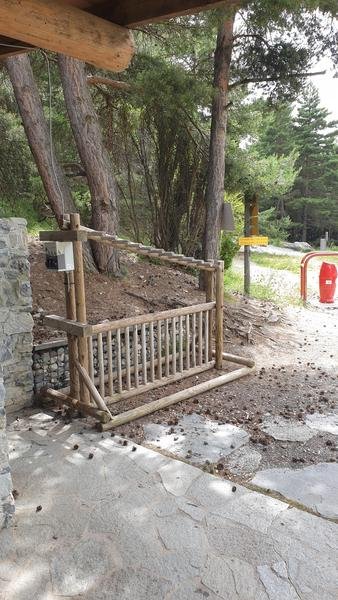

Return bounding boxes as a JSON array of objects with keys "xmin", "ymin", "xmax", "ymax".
[
  {"xmin": 251, "ymin": 252, "xmax": 300, "ymax": 273},
  {"xmin": 224, "ymin": 268, "xmax": 279, "ymax": 303},
  {"xmin": 0, "ymin": 200, "xmax": 56, "ymax": 235}
]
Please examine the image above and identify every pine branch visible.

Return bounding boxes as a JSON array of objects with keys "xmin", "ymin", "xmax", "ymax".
[
  {"xmin": 229, "ymin": 70, "xmax": 326, "ymax": 90},
  {"xmin": 87, "ymin": 76, "xmax": 131, "ymax": 91}
]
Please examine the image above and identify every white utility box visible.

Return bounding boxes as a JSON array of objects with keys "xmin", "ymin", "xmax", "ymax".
[{"xmin": 44, "ymin": 241, "xmax": 74, "ymax": 272}]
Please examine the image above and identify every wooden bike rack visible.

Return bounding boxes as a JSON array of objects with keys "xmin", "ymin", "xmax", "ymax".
[{"xmin": 40, "ymin": 214, "xmax": 255, "ymax": 429}]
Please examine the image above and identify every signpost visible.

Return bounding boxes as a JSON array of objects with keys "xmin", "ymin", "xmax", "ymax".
[
  {"xmin": 239, "ymin": 236, "xmax": 268, "ymax": 246},
  {"xmin": 242, "ymin": 195, "xmax": 268, "ymax": 296}
]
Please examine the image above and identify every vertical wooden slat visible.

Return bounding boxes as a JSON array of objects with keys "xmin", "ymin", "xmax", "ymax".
[
  {"xmin": 185, "ymin": 314, "xmax": 190, "ymax": 370},
  {"xmin": 198, "ymin": 311, "xmax": 203, "ymax": 366},
  {"xmin": 157, "ymin": 320, "xmax": 162, "ymax": 380},
  {"xmin": 192, "ymin": 312, "xmax": 196, "ymax": 367},
  {"xmin": 172, "ymin": 317, "xmax": 176, "ymax": 375},
  {"xmin": 87, "ymin": 336, "xmax": 94, "ymax": 382},
  {"xmin": 125, "ymin": 326, "xmax": 131, "ymax": 390},
  {"xmin": 107, "ymin": 330, "xmax": 113, "ymax": 396},
  {"xmin": 141, "ymin": 323, "xmax": 147, "ymax": 385},
  {"xmin": 149, "ymin": 321, "xmax": 155, "ymax": 382},
  {"xmin": 97, "ymin": 332, "xmax": 105, "ymax": 399},
  {"xmin": 133, "ymin": 324, "xmax": 139, "ymax": 388},
  {"xmin": 205, "ymin": 310, "xmax": 209, "ymax": 364},
  {"xmin": 116, "ymin": 328, "xmax": 123, "ymax": 393},
  {"xmin": 165, "ymin": 318, "xmax": 170, "ymax": 377},
  {"xmin": 179, "ymin": 315, "xmax": 184, "ymax": 372}
]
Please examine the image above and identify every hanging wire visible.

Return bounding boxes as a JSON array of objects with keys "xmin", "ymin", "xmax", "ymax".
[{"xmin": 41, "ymin": 50, "xmax": 65, "ymax": 214}]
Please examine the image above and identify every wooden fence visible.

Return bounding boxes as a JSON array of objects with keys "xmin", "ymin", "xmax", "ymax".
[{"xmin": 87, "ymin": 302, "xmax": 215, "ymax": 404}]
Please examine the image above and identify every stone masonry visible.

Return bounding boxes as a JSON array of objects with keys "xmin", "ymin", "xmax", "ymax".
[
  {"xmin": 0, "ymin": 373, "xmax": 14, "ymax": 528},
  {"xmin": 0, "ymin": 218, "xmax": 33, "ymax": 528},
  {"xmin": 0, "ymin": 218, "xmax": 33, "ymax": 413}
]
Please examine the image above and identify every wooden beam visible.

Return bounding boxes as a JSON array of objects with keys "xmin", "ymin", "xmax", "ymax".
[
  {"xmin": 39, "ymin": 230, "xmax": 88, "ymax": 242},
  {"xmin": 0, "ymin": 34, "xmax": 33, "ymax": 56},
  {"xmin": 0, "ymin": 0, "xmax": 135, "ymax": 72},
  {"xmin": 44, "ymin": 315, "xmax": 92, "ymax": 337},
  {"xmin": 100, "ymin": 365, "xmax": 254, "ymax": 430},
  {"xmin": 75, "ymin": 359, "xmax": 114, "ymax": 419},
  {"xmin": 91, "ymin": 302, "xmax": 215, "ymax": 334},
  {"xmin": 92, "ymin": 0, "xmax": 237, "ymax": 26}
]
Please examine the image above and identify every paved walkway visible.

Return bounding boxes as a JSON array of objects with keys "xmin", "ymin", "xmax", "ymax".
[{"xmin": 1, "ymin": 412, "xmax": 338, "ymax": 600}]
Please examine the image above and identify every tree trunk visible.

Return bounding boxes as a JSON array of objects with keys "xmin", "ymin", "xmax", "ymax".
[
  {"xmin": 203, "ymin": 14, "xmax": 235, "ymax": 262},
  {"xmin": 58, "ymin": 55, "xmax": 120, "ymax": 275},
  {"xmin": 4, "ymin": 54, "xmax": 75, "ymax": 226},
  {"xmin": 5, "ymin": 54, "xmax": 96, "ymax": 272},
  {"xmin": 302, "ymin": 203, "xmax": 308, "ymax": 242}
]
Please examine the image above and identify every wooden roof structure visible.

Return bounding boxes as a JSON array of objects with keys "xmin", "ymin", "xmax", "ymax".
[{"xmin": 0, "ymin": 0, "xmax": 235, "ymax": 71}]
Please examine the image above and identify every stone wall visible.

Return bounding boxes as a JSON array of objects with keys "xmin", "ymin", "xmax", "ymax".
[
  {"xmin": 0, "ymin": 374, "xmax": 14, "ymax": 528},
  {"xmin": 0, "ymin": 218, "xmax": 33, "ymax": 528},
  {"xmin": 33, "ymin": 339, "xmax": 69, "ymax": 393},
  {"xmin": 0, "ymin": 218, "xmax": 34, "ymax": 413}
]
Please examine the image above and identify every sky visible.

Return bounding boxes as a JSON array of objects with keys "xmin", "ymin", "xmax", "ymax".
[{"xmin": 313, "ymin": 57, "xmax": 338, "ymax": 120}]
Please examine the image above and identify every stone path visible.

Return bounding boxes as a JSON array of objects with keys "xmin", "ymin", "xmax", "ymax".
[
  {"xmin": 1, "ymin": 412, "xmax": 338, "ymax": 600},
  {"xmin": 144, "ymin": 413, "xmax": 249, "ymax": 463}
]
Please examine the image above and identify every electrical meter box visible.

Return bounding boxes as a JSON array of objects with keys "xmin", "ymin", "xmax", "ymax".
[{"xmin": 44, "ymin": 241, "xmax": 74, "ymax": 272}]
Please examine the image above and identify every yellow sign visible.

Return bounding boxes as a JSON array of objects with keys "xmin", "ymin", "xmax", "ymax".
[{"xmin": 239, "ymin": 236, "xmax": 269, "ymax": 246}]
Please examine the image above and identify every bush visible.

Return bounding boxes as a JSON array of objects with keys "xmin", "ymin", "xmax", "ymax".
[{"xmin": 220, "ymin": 234, "xmax": 240, "ymax": 271}]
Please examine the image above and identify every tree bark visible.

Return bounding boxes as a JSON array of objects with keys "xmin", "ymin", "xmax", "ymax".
[
  {"xmin": 5, "ymin": 53, "xmax": 96, "ymax": 271},
  {"xmin": 58, "ymin": 55, "xmax": 120, "ymax": 275},
  {"xmin": 203, "ymin": 14, "xmax": 235, "ymax": 262},
  {"xmin": 4, "ymin": 54, "xmax": 75, "ymax": 227},
  {"xmin": 302, "ymin": 203, "xmax": 308, "ymax": 242}
]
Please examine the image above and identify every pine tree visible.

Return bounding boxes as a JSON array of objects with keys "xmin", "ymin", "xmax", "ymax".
[{"xmin": 290, "ymin": 83, "xmax": 338, "ymax": 242}]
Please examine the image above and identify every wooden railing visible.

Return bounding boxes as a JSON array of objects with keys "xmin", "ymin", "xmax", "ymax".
[{"xmin": 85, "ymin": 302, "xmax": 215, "ymax": 404}]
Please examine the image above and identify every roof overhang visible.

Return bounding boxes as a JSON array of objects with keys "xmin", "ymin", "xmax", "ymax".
[{"xmin": 0, "ymin": 0, "xmax": 235, "ymax": 70}]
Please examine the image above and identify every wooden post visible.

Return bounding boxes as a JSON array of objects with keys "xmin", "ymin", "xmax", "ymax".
[
  {"xmin": 70, "ymin": 212, "xmax": 90, "ymax": 404},
  {"xmin": 215, "ymin": 261, "xmax": 224, "ymax": 369},
  {"xmin": 244, "ymin": 196, "xmax": 251, "ymax": 296},
  {"xmin": 205, "ymin": 270, "xmax": 214, "ymax": 361},
  {"xmin": 64, "ymin": 270, "xmax": 80, "ymax": 400}
]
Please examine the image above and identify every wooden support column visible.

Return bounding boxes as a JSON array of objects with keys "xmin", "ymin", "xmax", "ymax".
[
  {"xmin": 215, "ymin": 261, "xmax": 224, "ymax": 369},
  {"xmin": 64, "ymin": 270, "xmax": 80, "ymax": 400},
  {"xmin": 70, "ymin": 213, "xmax": 90, "ymax": 405}
]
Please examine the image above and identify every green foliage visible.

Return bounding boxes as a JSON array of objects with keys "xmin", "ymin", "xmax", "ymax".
[
  {"xmin": 219, "ymin": 192, "xmax": 243, "ymax": 270},
  {"xmin": 289, "ymin": 84, "xmax": 338, "ymax": 241},
  {"xmin": 1, "ymin": 2, "xmax": 338, "ymax": 252},
  {"xmin": 259, "ymin": 207, "xmax": 292, "ymax": 244},
  {"xmin": 220, "ymin": 234, "xmax": 240, "ymax": 271}
]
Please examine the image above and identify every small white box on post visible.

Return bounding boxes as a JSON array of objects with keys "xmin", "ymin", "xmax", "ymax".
[{"xmin": 44, "ymin": 241, "xmax": 74, "ymax": 271}]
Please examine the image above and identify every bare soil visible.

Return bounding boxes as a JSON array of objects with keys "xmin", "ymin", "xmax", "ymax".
[{"xmin": 30, "ymin": 240, "xmax": 338, "ymax": 479}]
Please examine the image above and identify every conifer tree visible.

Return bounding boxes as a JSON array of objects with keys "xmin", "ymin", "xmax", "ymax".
[{"xmin": 290, "ymin": 84, "xmax": 338, "ymax": 241}]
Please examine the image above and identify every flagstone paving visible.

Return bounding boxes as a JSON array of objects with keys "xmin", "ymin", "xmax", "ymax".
[{"xmin": 1, "ymin": 413, "xmax": 338, "ymax": 600}]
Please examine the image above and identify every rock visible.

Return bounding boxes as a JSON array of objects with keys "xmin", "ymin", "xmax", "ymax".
[
  {"xmin": 252, "ymin": 463, "xmax": 338, "ymax": 518},
  {"xmin": 260, "ymin": 416, "xmax": 315, "ymax": 442},
  {"xmin": 144, "ymin": 414, "xmax": 249, "ymax": 463}
]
